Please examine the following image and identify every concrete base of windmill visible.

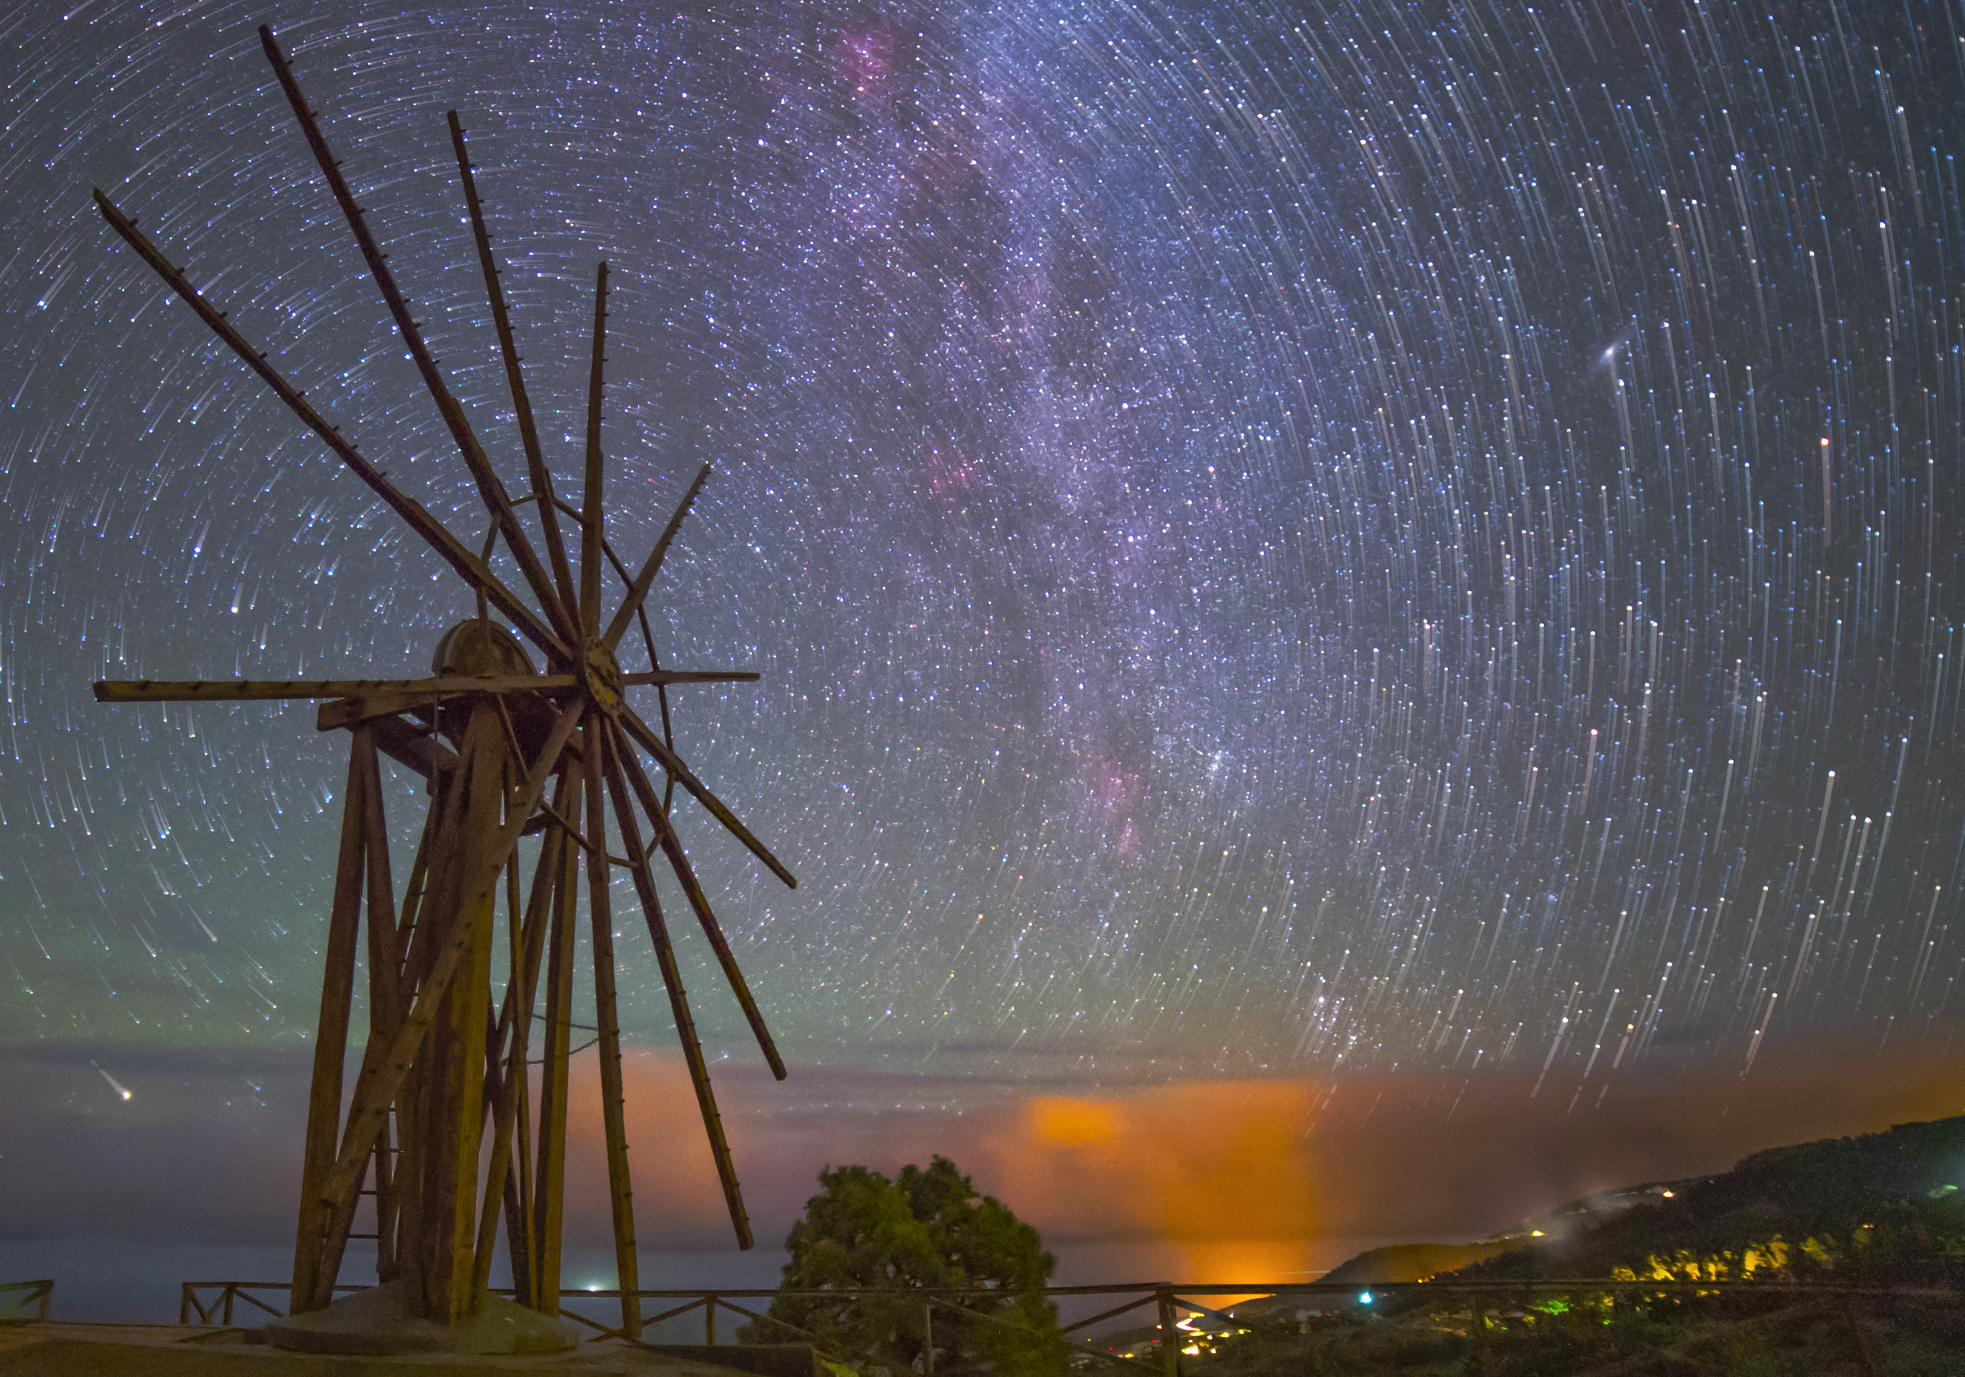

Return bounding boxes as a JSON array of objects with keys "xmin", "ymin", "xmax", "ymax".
[{"xmin": 263, "ymin": 1280, "xmax": 579, "ymax": 1355}]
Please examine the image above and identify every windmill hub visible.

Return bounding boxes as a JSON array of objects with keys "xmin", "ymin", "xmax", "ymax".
[
  {"xmin": 430, "ymin": 618, "xmax": 547, "ymax": 749},
  {"xmin": 431, "ymin": 619, "xmax": 535, "ymax": 679},
  {"xmin": 580, "ymin": 636, "xmax": 625, "ymax": 717}
]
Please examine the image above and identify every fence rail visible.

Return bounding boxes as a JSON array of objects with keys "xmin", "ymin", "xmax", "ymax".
[
  {"xmin": 174, "ymin": 1275, "xmax": 1956, "ymax": 1375},
  {"xmin": 0, "ymin": 1280, "xmax": 52, "ymax": 1325}
]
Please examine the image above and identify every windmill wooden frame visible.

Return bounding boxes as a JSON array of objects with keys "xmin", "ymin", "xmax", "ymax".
[{"xmin": 90, "ymin": 24, "xmax": 794, "ymax": 1337}]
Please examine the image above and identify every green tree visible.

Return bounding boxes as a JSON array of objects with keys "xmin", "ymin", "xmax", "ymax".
[{"xmin": 743, "ymin": 1156, "xmax": 1068, "ymax": 1375}]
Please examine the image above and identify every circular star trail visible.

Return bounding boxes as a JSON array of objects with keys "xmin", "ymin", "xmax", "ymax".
[{"xmin": 5, "ymin": 1, "xmax": 1965, "ymax": 1102}]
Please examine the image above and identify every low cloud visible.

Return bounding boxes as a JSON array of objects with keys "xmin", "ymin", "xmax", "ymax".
[
  {"xmin": 5, "ymin": 1036, "xmax": 1960, "ymax": 1275},
  {"xmin": 572, "ymin": 1037, "xmax": 1965, "ymax": 1254}
]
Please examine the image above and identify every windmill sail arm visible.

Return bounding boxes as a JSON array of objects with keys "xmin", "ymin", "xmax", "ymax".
[
  {"xmin": 618, "ymin": 706, "xmax": 797, "ymax": 889},
  {"xmin": 90, "ymin": 190, "xmax": 570, "ymax": 666},
  {"xmin": 598, "ymin": 728, "xmax": 754, "ymax": 1248},
  {"xmin": 621, "ymin": 669, "xmax": 761, "ymax": 685},
  {"xmin": 612, "ymin": 724, "xmax": 787, "ymax": 1079},
  {"xmin": 448, "ymin": 111, "xmax": 581, "ymax": 622},
  {"xmin": 95, "ymin": 668, "xmax": 754, "ymax": 705},
  {"xmin": 258, "ymin": 26, "xmax": 578, "ymax": 652},
  {"xmin": 601, "ymin": 462, "xmax": 712, "ymax": 652}
]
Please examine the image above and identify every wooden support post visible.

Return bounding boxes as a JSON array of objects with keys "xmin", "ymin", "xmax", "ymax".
[
  {"xmin": 290, "ymin": 728, "xmax": 372, "ymax": 1312},
  {"xmin": 472, "ymin": 811, "xmax": 565, "ymax": 1299},
  {"xmin": 585, "ymin": 717, "xmax": 641, "ymax": 1339},
  {"xmin": 706, "ymin": 1294, "xmax": 717, "ymax": 1346},
  {"xmin": 1157, "ymin": 1287, "xmax": 1178, "ymax": 1377},
  {"xmin": 311, "ymin": 692, "xmax": 579, "ymax": 1325},
  {"xmin": 499, "ymin": 1160, "xmax": 530, "ymax": 1308},
  {"xmin": 530, "ymin": 784, "xmax": 581, "ymax": 1313},
  {"xmin": 358, "ymin": 742, "xmax": 401, "ymax": 1282},
  {"xmin": 391, "ymin": 806, "xmax": 439, "ymax": 1274},
  {"xmin": 429, "ymin": 705, "xmax": 503, "ymax": 1322}
]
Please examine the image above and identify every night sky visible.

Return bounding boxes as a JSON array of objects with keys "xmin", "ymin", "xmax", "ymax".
[{"xmin": 6, "ymin": 0, "xmax": 1965, "ymax": 1308}]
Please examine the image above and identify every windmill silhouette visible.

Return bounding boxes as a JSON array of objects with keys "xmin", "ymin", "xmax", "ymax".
[{"xmin": 92, "ymin": 24, "xmax": 794, "ymax": 1342}]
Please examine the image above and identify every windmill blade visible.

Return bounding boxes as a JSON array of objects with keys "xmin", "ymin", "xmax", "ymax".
[
  {"xmin": 91, "ymin": 191, "xmax": 569, "ymax": 665},
  {"xmin": 259, "ymin": 26, "xmax": 579, "ymax": 655},
  {"xmin": 598, "ymin": 727, "xmax": 755, "ymax": 1247},
  {"xmin": 622, "ymin": 670, "xmax": 762, "ymax": 687},
  {"xmin": 611, "ymin": 725, "xmax": 786, "ymax": 1079},
  {"xmin": 99, "ymin": 674, "xmax": 576, "ymax": 709},
  {"xmin": 96, "ymin": 676, "xmax": 550, "ymax": 704},
  {"xmin": 580, "ymin": 262, "xmax": 609, "ymax": 633},
  {"xmin": 601, "ymin": 462, "xmax": 712, "ymax": 653},
  {"xmin": 447, "ymin": 111, "xmax": 580, "ymax": 620},
  {"xmin": 619, "ymin": 706, "xmax": 797, "ymax": 889}
]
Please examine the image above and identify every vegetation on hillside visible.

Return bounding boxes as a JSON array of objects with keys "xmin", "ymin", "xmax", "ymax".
[{"xmin": 1180, "ymin": 1115, "xmax": 1965, "ymax": 1375}]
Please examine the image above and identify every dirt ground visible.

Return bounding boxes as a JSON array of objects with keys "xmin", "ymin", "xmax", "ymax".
[{"xmin": 0, "ymin": 1323, "xmax": 772, "ymax": 1377}]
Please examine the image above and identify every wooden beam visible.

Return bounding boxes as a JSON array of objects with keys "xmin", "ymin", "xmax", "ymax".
[
  {"xmin": 585, "ymin": 718, "xmax": 642, "ymax": 1337},
  {"xmin": 258, "ymin": 25, "xmax": 579, "ymax": 656},
  {"xmin": 313, "ymin": 671, "xmax": 755, "ymax": 734},
  {"xmin": 317, "ymin": 679, "xmax": 570, "ymax": 732},
  {"xmin": 601, "ymin": 463, "xmax": 711, "ymax": 652},
  {"xmin": 371, "ymin": 715, "xmax": 458, "ymax": 782},
  {"xmin": 471, "ymin": 798, "xmax": 565, "ymax": 1299},
  {"xmin": 614, "ymin": 740, "xmax": 784, "ymax": 1080},
  {"xmin": 90, "ymin": 190, "xmax": 569, "ymax": 665},
  {"xmin": 447, "ymin": 111, "xmax": 581, "ymax": 623},
  {"xmin": 530, "ymin": 787, "xmax": 581, "ymax": 1315},
  {"xmin": 359, "ymin": 739, "xmax": 402, "ymax": 1283},
  {"xmin": 432, "ymin": 706, "xmax": 505, "ymax": 1321},
  {"xmin": 580, "ymin": 263, "xmax": 608, "ymax": 635},
  {"xmin": 95, "ymin": 670, "xmax": 756, "ymax": 711},
  {"xmin": 289, "ymin": 728, "xmax": 373, "ymax": 1312},
  {"xmin": 620, "ymin": 670, "xmax": 762, "ymax": 686},
  {"xmin": 97, "ymin": 676, "xmax": 535, "ymax": 704},
  {"xmin": 619, "ymin": 706, "xmax": 797, "ymax": 888},
  {"xmin": 600, "ymin": 726, "xmax": 754, "ymax": 1248}
]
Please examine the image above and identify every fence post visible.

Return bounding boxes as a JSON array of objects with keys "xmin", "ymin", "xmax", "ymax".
[
  {"xmin": 1157, "ymin": 1286, "xmax": 1178, "ymax": 1377},
  {"xmin": 36, "ymin": 1281, "xmax": 50, "ymax": 1324},
  {"xmin": 923, "ymin": 1297, "xmax": 934, "ymax": 1377},
  {"xmin": 706, "ymin": 1294, "xmax": 717, "ymax": 1346},
  {"xmin": 222, "ymin": 1285, "xmax": 236, "ymax": 1326}
]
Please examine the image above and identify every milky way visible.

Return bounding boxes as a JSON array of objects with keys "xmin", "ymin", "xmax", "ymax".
[{"xmin": 5, "ymin": 1, "xmax": 1964, "ymax": 1107}]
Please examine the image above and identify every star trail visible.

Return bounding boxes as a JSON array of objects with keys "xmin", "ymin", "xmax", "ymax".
[{"xmin": 6, "ymin": 0, "xmax": 1965, "ymax": 1125}]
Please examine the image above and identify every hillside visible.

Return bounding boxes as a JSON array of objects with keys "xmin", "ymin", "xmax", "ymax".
[
  {"xmin": 1181, "ymin": 1115, "xmax": 1965, "ymax": 1375},
  {"xmin": 1453, "ymin": 1112, "xmax": 1965, "ymax": 1285}
]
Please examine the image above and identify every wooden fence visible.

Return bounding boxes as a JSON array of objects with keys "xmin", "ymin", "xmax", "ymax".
[
  {"xmin": 175, "ymin": 1276, "xmax": 1956, "ymax": 1374},
  {"xmin": 0, "ymin": 1280, "xmax": 52, "ymax": 1325}
]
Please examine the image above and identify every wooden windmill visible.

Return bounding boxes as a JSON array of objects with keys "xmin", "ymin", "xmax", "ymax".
[{"xmin": 90, "ymin": 25, "xmax": 794, "ymax": 1339}]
